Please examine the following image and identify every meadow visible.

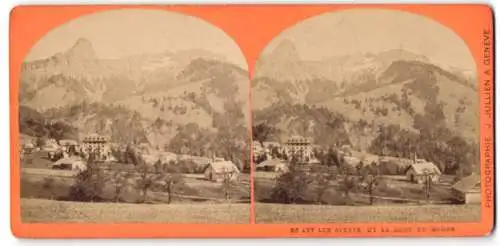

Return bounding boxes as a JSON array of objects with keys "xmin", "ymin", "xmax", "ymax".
[
  {"xmin": 255, "ymin": 203, "xmax": 481, "ymax": 223},
  {"xmin": 21, "ymin": 198, "xmax": 251, "ymax": 223},
  {"xmin": 253, "ymin": 170, "xmax": 481, "ymax": 224},
  {"xmin": 20, "ymin": 150, "xmax": 251, "ymax": 223}
]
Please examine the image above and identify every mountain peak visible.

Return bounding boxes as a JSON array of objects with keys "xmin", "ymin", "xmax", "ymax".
[
  {"xmin": 65, "ymin": 38, "xmax": 96, "ymax": 61},
  {"xmin": 268, "ymin": 39, "xmax": 300, "ymax": 62},
  {"xmin": 74, "ymin": 37, "xmax": 92, "ymax": 47},
  {"xmin": 375, "ymin": 49, "xmax": 429, "ymax": 64}
]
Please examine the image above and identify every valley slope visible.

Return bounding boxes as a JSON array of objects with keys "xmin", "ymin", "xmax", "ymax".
[
  {"xmin": 252, "ymin": 40, "xmax": 479, "ymax": 175},
  {"xmin": 20, "ymin": 38, "xmax": 250, "ymax": 169}
]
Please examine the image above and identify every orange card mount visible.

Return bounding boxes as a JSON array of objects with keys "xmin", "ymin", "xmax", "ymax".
[{"xmin": 10, "ymin": 4, "xmax": 494, "ymax": 238}]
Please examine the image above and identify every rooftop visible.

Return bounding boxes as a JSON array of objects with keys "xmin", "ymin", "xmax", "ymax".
[
  {"xmin": 207, "ymin": 160, "xmax": 240, "ymax": 173},
  {"xmin": 83, "ymin": 134, "xmax": 110, "ymax": 142},
  {"xmin": 407, "ymin": 161, "xmax": 442, "ymax": 175},
  {"xmin": 255, "ymin": 159, "xmax": 284, "ymax": 169},
  {"xmin": 286, "ymin": 135, "xmax": 311, "ymax": 144}
]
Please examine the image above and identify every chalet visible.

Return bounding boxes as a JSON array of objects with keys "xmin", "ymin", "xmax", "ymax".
[
  {"xmin": 22, "ymin": 142, "xmax": 35, "ymax": 153},
  {"xmin": 252, "ymin": 141, "xmax": 265, "ymax": 160},
  {"xmin": 343, "ymin": 156, "xmax": 361, "ymax": 167},
  {"xmin": 350, "ymin": 151, "xmax": 379, "ymax": 167},
  {"xmin": 262, "ymin": 141, "xmax": 280, "ymax": 149},
  {"xmin": 405, "ymin": 160, "xmax": 441, "ymax": 184},
  {"xmin": 43, "ymin": 141, "xmax": 60, "ymax": 152},
  {"xmin": 203, "ymin": 159, "xmax": 240, "ymax": 182},
  {"xmin": 308, "ymin": 157, "xmax": 321, "ymax": 165},
  {"xmin": 45, "ymin": 138, "xmax": 59, "ymax": 148},
  {"xmin": 362, "ymin": 155, "xmax": 380, "ymax": 166},
  {"xmin": 59, "ymin": 139, "xmax": 78, "ymax": 147},
  {"xmin": 142, "ymin": 154, "xmax": 159, "ymax": 166},
  {"xmin": 275, "ymin": 162, "xmax": 288, "ymax": 174},
  {"xmin": 50, "ymin": 156, "xmax": 87, "ymax": 172},
  {"xmin": 161, "ymin": 152, "xmax": 178, "ymax": 163},
  {"xmin": 252, "ymin": 141, "xmax": 263, "ymax": 152},
  {"xmin": 340, "ymin": 144, "xmax": 352, "ymax": 154},
  {"xmin": 190, "ymin": 157, "xmax": 211, "ymax": 172},
  {"xmin": 59, "ymin": 139, "xmax": 79, "ymax": 154},
  {"xmin": 451, "ymin": 173, "xmax": 481, "ymax": 204},
  {"xmin": 255, "ymin": 159, "xmax": 284, "ymax": 172}
]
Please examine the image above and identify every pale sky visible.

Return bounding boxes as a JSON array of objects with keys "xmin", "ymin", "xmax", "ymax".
[
  {"xmin": 25, "ymin": 8, "xmax": 247, "ymax": 69},
  {"xmin": 262, "ymin": 9, "xmax": 476, "ymax": 71}
]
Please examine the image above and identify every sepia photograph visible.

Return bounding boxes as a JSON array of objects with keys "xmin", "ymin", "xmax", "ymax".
[
  {"xmin": 251, "ymin": 9, "xmax": 481, "ymax": 224},
  {"xmin": 18, "ymin": 9, "xmax": 251, "ymax": 223}
]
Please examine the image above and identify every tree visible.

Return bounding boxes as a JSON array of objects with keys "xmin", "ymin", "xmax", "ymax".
[
  {"xmin": 47, "ymin": 122, "xmax": 68, "ymax": 144},
  {"xmin": 270, "ymin": 155, "xmax": 314, "ymax": 204},
  {"xmin": 338, "ymin": 166, "xmax": 358, "ymax": 204},
  {"xmin": 359, "ymin": 164, "xmax": 382, "ymax": 205},
  {"xmin": 311, "ymin": 165, "xmax": 337, "ymax": 204},
  {"xmin": 107, "ymin": 169, "xmax": 133, "ymax": 203},
  {"xmin": 68, "ymin": 154, "xmax": 106, "ymax": 202},
  {"xmin": 282, "ymin": 150, "xmax": 288, "ymax": 161},
  {"xmin": 271, "ymin": 146, "xmax": 281, "ymax": 159},
  {"xmin": 125, "ymin": 145, "xmax": 143, "ymax": 166},
  {"xmin": 322, "ymin": 147, "xmax": 341, "ymax": 167},
  {"xmin": 153, "ymin": 159, "xmax": 163, "ymax": 174},
  {"xmin": 155, "ymin": 166, "xmax": 185, "ymax": 204},
  {"xmin": 423, "ymin": 170, "xmax": 433, "ymax": 202},
  {"xmin": 220, "ymin": 168, "xmax": 238, "ymax": 201},
  {"xmin": 252, "ymin": 123, "xmax": 273, "ymax": 146},
  {"xmin": 35, "ymin": 137, "xmax": 46, "ymax": 148},
  {"xmin": 135, "ymin": 164, "xmax": 155, "ymax": 203}
]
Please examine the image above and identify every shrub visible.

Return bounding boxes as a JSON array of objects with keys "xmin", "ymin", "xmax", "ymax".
[
  {"xmin": 67, "ymin": 154, "xmax": 106, "ymax": 202},
  {"xmin": 135, "ymin": 164, "xmax": 156, "ymax": 203},
  {"xmin": 154, "ymin": 171, "xmax": 185, "ymax": 204},
  {"xmin": 270, "ymin": 156, "xmax": 313, "ymax": 204}
]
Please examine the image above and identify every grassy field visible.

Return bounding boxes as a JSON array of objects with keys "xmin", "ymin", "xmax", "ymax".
[
  {"xmin": 20, "ymin": 150, "xmax": 251, "ymax": 204},
  {"xmin": 254, "ymin": 172, "xmax": 458, "ymax": 205},
  {"xmin": 21, "ymin": 198, "xmax": 250, "ymax": 223},
  {"xmin": 21, "ymin": 150, "xmax": 53, "ymax": 169},
  {"xmin": 21, "ymin": 169, "xmax": 251, "ymax": 203},
  {"xmin": 254, "ymin": 171, "xmax": 480, "ymax": 224},
  {"xmin": 255, "ymin": 203, "xmax": 482, "ymax": 223}
]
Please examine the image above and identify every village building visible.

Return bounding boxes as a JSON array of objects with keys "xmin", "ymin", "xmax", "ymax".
[
  {"xmin": 59, "ymin": 139, "xmax": 79, "ymax": 154},
  {"xmin": 50, "ymin": 156, "xmax": 87, "ymax": 172},
  {"xmin": 308, "ymin": 157, "xmax": 321, "ymax": 165},
  {"xmin": 43, "ymin": 139, "xmax": 59, "ymax": 152},
  {"xmin": 157, "ymin": 152, "xmax": 178, "ymax": 164},
  {"xmin": 82, "ymin": 133, "xmax": 111, "ymax": 161},
  {"xmin": 362, "ymin": 155, "xmax": 380, "ymax": 166},
  {"xmin": 190, "ymin": 156, "xmax": 211, "ymax": 168},
  {"xmin": 339, "ymin": 144, "xmax": 353, "ymax": 156},
  {"xmin": 274, "ymin": 162, "xmax": 289, "ymax": 174},
  {"xmin": 343, "ymin": 155, "xmax": 362, "ymax": 167},
  {"xmin": 262, "ymin": 141, "xmax": 280, "ymax": 149},
  {"xmin": 203, "ymin": 158, "xmax": 240, "ymax": 182},
  {"xmin": 137, "ymin": 142, "xmax": 151, "ymax": 153},
  {"xmin": 451, "ymin": 173, "xmax": 481, "ymax": 204},
  {"xmin": 283, "ymin": 135, "xmax": 313, "ymax": 162},
  {"xmin": 255, "ymin": 159, "xmax": 285, "ymax": 172},
  {"xmin": 21, "ymin": 142, "xmax": 35, "ymax": 155},
  {"xmin": 59, "ymin": 139, "xmax": 78, "ymax": 147},
  {"xmin": 405, "ymin": 159, "xmax": 442, "ymax": 184},
  {"xmin": 252, "ymin": 141, "xmax": 265, "ymax": 160}
]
